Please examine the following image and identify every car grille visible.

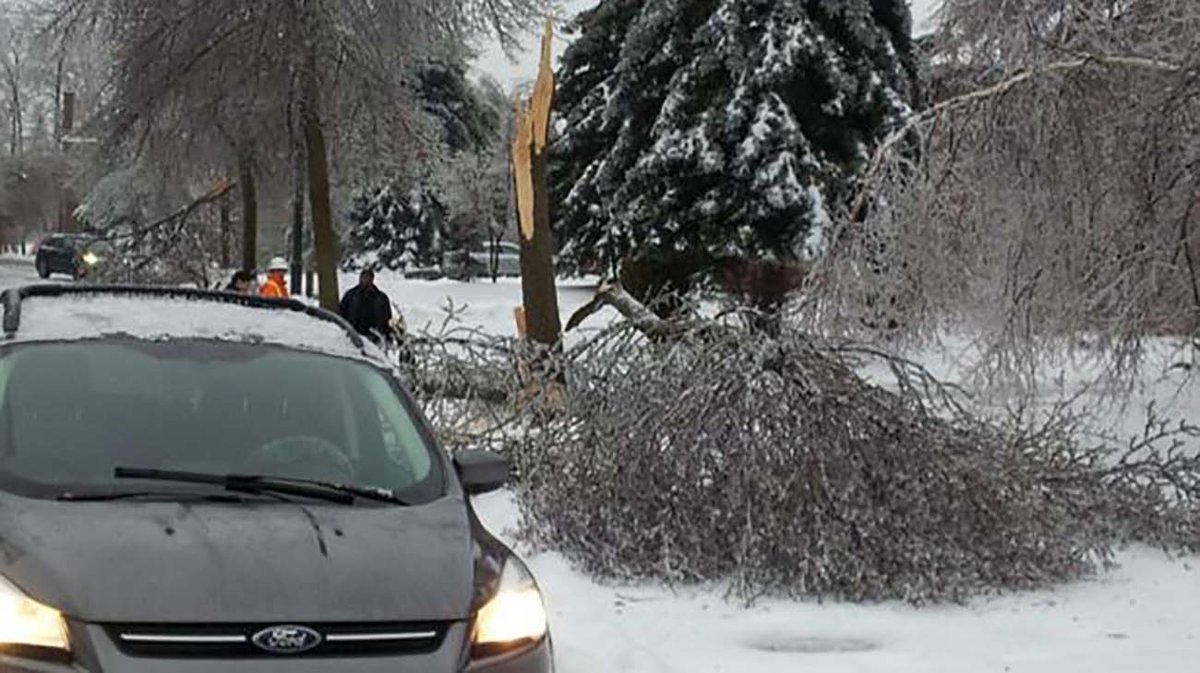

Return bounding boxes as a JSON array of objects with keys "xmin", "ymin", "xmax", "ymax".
[{"xmin": 105, "ymin": 622, "xmax": 450, "ymax": 658}]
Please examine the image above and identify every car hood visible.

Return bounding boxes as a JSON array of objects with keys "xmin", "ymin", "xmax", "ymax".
[{"xmin": 0, "ymin": 494, "xmax": 476, "ymax": 623}]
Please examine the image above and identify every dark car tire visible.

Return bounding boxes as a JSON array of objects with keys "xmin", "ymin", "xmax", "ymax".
[
  {"xmin": 463, "ymin": 259, "xmax": 487, "ymax": 282},
  {"xmin": 35, "ymin": 257, "xmax": 51, "ymax": 279}
]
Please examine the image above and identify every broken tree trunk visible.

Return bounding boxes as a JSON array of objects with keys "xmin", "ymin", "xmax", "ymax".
[{"xmin": 512, "ymin": 19, "xmax": 562, "ymax": 348}]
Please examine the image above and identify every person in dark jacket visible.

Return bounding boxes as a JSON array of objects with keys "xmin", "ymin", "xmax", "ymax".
[
  {"xmin": 339, "ymin": 268, "xmax": 393, "ymax": 344},
  {"xmin": 224, "ymin": 270, "xmax": 256, "ymax": 295}
]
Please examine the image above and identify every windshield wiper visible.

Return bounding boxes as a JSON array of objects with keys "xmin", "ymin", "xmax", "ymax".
[
  {"xmin": 57, "ymin": 490, "xmax": 253, "ymax": 503},
  {"xmin": 113, "ymin": 468, "xmax": 410, "ymax": 505}
]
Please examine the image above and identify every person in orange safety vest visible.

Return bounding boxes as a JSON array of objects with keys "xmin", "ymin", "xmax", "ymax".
[{"xmin": 259, "ymin": 257, "xmax": 290, "ymax": 298}]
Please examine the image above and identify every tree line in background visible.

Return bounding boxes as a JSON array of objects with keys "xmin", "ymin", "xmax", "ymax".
[
  {"xmin": 0, "ymin": 0, "xmax": 104, "ymax": 250},
  {"xmin": 341, "ymin": 73, "xmax": 513, "ymax": 275},
  {"xmin": 0, "ymin": 0, "xmax": 537, "ymax": 306}
]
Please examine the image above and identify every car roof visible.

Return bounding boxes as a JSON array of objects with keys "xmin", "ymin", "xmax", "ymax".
[{"xmin": 0, "ymin": 285, "xmax": 383, "ymax": 364}]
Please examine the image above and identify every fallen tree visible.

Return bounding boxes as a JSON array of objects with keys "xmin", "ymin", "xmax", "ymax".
[{"xmin": 403, "ymin": 285, "xmax": 1200, "ymax": 603}]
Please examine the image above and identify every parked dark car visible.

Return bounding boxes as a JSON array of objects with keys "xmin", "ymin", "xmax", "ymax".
[
  {"xmin": 0, "ymin": 285, "xmax": 553, "ymax": 673},
  {"xmin": 443, "ymin": 242, "xmax": 522, "ymax": 281},
  {"xmin": 33, "ymin": 234, "xmax": 105, "ymax": 280}
]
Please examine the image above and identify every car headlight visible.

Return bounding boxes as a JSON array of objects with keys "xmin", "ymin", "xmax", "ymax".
[
  {"xmin": 0, "ymin": 576, "xmax": 70, "ymax": 657},
  {"xmin": 81, "ymin": 252, "xmax": 101, "ymax": 266},
  {"xmin": 471, "ymin": 556, "xmax": 547, "ymax": 659}
]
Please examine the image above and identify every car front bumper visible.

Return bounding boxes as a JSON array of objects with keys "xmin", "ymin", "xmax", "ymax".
[
  {"xmin": 467, "ymin": 638, "xmax": 554, "ymax": 673},
  {"xmin": 0, "ymin": 623, "xmax": 552, "ymax": 673}
]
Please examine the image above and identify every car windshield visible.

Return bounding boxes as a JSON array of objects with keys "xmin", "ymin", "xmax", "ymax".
[{"xmin": 0, "ymin": 340, "xmax": 442, "ymax": 503}]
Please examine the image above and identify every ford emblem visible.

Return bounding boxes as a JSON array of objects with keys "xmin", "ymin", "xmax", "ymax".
[{"xmin": 251, "ymin": 625, "xmax": 323, "ymax": 655}]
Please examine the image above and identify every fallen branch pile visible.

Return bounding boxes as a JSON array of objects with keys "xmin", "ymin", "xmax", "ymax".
[{"xmin": 402, "ymin": 286, "xmax": 1200, "ymax": 603}]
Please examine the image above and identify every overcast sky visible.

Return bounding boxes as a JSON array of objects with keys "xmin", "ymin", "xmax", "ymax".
[{"xmin": 472, "ymin": 0, "xmax": 944, "ymax": 88}]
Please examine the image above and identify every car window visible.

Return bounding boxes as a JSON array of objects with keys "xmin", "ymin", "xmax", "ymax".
[{"xmin": 0, "ymin": 340, "xmax": 442, "ymax": 502}]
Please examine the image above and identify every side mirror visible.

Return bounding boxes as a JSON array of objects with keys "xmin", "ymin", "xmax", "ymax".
[{"xmin": 453, "ymin": 451, "xmax": 511, "ymax": 496}]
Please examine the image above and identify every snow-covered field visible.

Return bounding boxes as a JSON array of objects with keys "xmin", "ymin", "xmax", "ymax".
[
  {"xmin": 349, "ymin": 272, "xmax": 612, "ymax": 341},
  {"xmin": 359, "ymin": 272, "xmax": 1200, "ymax": 673}
]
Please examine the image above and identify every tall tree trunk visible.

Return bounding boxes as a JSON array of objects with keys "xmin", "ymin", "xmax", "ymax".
[
  {"xmin": 292, "ymin": 155, "xmax": 306, "ymax": 293},
  {"xmin": 6, "ymin": 52, "xmax": 23, "ymax": 157},
  {"xmin": 513, "ymin": 20, "xmax": 562, "ymax": 347},
  {"xmin": 53, "ymin": 59, "xmax": 62, "ymax": 144},
  {"xmin": 288, "ymin": 95, "xmax": 306, "ymax": 293},
  {"xmin": 297, "ymin": 0, "xmax": 339, "ymax": 310},
  {"xmin": 12, "ymin": 90, "xmax": 21, "ymax": 156},
  {"xmin": 299, "ymin": 64, "xmax": 339, "ymax": 310},
  {"xmin": 219, "ymin": 195, "xmax": 232, "ymax": 268},
  {"xmin": 239, "ymin": 156, "xmax": 258, "ymax": 271},
  {"xmin": 56, "ymin": 91, "xmax": 76, "ymax": 232}
]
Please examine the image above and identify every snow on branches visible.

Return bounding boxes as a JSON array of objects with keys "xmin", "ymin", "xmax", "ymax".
[
  {"xmin": 551, "ymin": 0, "xmax": 919, "ymax": 273},
  {"xmin": 403, "ymin": 290, "xmax": 1200, "ymax": 604},
  {"xmin": 342, "ymin": 185, "xmax": 446, "ymax": 273}
]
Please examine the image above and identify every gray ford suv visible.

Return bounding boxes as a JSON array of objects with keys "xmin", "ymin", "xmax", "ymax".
[{"xmin": 0, "ymin": 285, "xmax": 552, "ymax": 672}]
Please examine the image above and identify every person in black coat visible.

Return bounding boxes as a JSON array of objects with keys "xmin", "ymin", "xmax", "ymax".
[
  {"xmin": 339, "ymin": 268, "xmax": 394, "ymax": 344},
  {"xmin": 224, "ymin": 270, "xmax": 256, "ymax": 295}
]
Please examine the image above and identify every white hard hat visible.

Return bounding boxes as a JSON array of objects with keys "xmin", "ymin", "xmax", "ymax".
[{"xmin": 267, "ymin": 257, "xmax": 289, "ymax": 272}]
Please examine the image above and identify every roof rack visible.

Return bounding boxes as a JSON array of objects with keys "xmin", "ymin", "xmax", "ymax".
[{"xmin": 1, "ymin": 284, "xmax": 366, "ymax": 351}]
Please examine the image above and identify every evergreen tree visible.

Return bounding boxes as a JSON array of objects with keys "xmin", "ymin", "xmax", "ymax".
[
  {"xmin": 343, "ymin": 185, "xmax": 446, "ymax": 272},
  {"xmin": 418, "ymin": 62, "xmax": 506, "ymax": 153},
  {"xmin": 551, "ymin": 0, "xmax": 919, "ymax": 276}
]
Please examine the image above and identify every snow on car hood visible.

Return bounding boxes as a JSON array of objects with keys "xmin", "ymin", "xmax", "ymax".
[{"xmin": 12, "ymin": 295, "xmax": 380, "ymax": 362}]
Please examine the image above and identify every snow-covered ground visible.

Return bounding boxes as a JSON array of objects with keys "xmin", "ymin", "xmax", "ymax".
[
  {"xmin": 356, "ymin": 273, "xmax": 1199, "ymax": 673},
  {"xmin": 474, "ymin": 491, "xmax": 1199, "ymax": 673},
  {"xmin": 344, "ymin": 271, "xmax": 618, "ymax": 345},
  {"xmin": 0, "ymin": 251, "xmax": 33, "ymax": 262}
]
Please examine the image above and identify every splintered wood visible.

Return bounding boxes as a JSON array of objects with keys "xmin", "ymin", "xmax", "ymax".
[{"xmin": 511, "ymin": 17, "xmax": 562, "ymax": 349}]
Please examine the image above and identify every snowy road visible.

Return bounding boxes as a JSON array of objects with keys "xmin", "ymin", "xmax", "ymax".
[{"xmin": 0, "ymin": 257, "xmax": 42, "ymax": 290}]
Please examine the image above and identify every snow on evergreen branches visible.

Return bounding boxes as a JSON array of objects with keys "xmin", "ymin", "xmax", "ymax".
[
  {"xmin": 342, "ymin": 185, "xmax": 446, "ymax": 272},
  {"xmin": 552, "ymin": 0, "xmax": 918, "ymax": 272}
]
